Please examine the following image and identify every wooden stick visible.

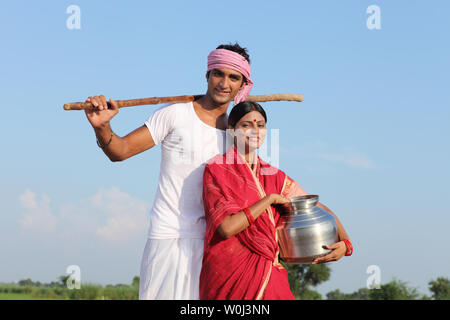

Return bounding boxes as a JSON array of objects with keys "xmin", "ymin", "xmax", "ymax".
[{"xmin": 63, "ymin": 93, "xmax": 303, "ymax": 110}]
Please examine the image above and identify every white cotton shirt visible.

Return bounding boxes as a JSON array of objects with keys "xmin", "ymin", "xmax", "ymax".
[{"xmin": 144, "ymin": 102, "xmax": 229, "ymax": 239}]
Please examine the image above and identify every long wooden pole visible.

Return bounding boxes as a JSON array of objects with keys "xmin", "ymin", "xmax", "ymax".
[{"xmin": 63, "ymin": 93, "xmax": 303, "ymax": 110}]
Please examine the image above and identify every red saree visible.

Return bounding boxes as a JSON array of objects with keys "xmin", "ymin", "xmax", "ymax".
[{"xmin": 200, "ymin": 146, "xmax": 307, "ymax": 300}]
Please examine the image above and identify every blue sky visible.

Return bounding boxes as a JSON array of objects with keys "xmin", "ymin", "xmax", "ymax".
[{"xmin": 0, "ymin": 1, "xmax": 449, "ymax": 297}]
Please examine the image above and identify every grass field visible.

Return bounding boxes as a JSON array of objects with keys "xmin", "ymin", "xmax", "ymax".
[
  {"xmin": 0, "ymin": 282, "xmax": 138, "ymax": 300},
  {"xmin": 0, "ymin": 293, "xmax": 61, "ymax": 300}
]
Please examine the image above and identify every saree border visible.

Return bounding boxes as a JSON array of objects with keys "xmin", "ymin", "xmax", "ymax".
[{"xmin": 236, "ymin": 149, "xmax": 280, "ymax": 300}]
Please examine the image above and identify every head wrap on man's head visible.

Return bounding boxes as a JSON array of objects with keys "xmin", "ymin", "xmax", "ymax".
[{"xmin": 207, "ymin": 49, "xmax": 253, "ymax": 104}]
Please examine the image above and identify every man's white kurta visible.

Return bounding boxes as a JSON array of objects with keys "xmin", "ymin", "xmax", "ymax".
[{"xmin": 139, "ymin": 102, "xmax": 228, "ymax": 299}]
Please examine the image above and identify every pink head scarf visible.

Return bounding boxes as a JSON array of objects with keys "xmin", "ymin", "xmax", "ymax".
[{"xmin": 207, "ymin": 48, "xmax": 253, "ymax": 104}]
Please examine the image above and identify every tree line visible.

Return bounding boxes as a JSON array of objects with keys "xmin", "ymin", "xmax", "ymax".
[
  {"xmin": 0, "ymin": 276, "xmax": 139, "ymax": 300},
  {"xmin": 1, "ymin": 266, "xmax": 449, "ymax": 300},
  {"xmin": 283, "ymin": 263, "xmax": 450, "ymax": 300}
]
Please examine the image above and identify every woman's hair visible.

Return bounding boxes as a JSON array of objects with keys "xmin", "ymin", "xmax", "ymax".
[{"xmin": 228, "ymin": 101, "xmax": 267, "ymax": 128}]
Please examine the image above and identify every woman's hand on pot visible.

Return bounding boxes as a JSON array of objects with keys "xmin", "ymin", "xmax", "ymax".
[
  {"xmin": 312, "ymin": 241, "xmax": 347, "ymax": 264},
  {"xmin": 269, "ymin": 194, "xmax": 290, "ymax": 205}
]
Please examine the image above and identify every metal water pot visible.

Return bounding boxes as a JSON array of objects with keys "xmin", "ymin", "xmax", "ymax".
[{"xmin": 277, "ymin": 195, "xmax": 338, "ymax": 264}]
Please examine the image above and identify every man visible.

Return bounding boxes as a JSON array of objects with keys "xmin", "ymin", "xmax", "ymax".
[{"xmin": 84, "ymin": 43, "xmax": 253, "ymax": 299}]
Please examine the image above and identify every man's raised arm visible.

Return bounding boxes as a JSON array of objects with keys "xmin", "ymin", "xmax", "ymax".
[{"xmin": 85, "ymin": 95, "xmax": 156, "ymax": 162}]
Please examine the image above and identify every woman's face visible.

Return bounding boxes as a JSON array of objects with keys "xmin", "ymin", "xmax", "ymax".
[{"xmin": 230, "ymin": 111, "xmax": 267, "ymax": 152}]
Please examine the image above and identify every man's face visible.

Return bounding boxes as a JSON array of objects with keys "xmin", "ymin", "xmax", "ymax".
[{"xmin": 206, "ymin": 68, "xmax": 246, "ymax": 105}]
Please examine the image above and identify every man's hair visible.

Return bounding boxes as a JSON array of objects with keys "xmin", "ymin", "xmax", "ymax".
[{"xmin": 216, "ymin": 42, "xmax": 251, "ymax": 64}]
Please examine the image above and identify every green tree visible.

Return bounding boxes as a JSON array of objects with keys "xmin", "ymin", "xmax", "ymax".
[
  {"xmin": 18, "ymin": 279, "xmax": 37, "ymax": 287},
  {"xmin": 368, "ymin": 278, "xmax": 421, "ymax": 300},
  {"xmin": 132, "ymin": 276, "xmax": 140, "ymax": 287},
  {"xmin": 428, "ymin": 277, "xmax": 450, "ymax": 300},
  {"xmin": 59, "ymin": 275, "xmax": 70, "ymax": 287},
  {"xmin": 282, "ymin": 262, "xmax": 331, "ymax": 300},
  {"xmin": 327, "ymin": 289, "xmax": 351, "ymax": 300},
  {"xmin": 327, "ymin": 279, "xmax": 432, "ymax": 300},
  {"xmin": 327, "ymin": 288, "xmax": 371, "ymax": 300}
]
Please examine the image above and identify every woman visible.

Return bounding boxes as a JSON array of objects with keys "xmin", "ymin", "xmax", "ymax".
[{"xmin": 200, "ymin": 101, "xmax": 352, "ymax": 300}]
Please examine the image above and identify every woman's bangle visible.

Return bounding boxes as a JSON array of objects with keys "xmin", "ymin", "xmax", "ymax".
[
  {"xmin": 243, "ymin": 207, "xmax": 255, "ymax": 225},
  {"xmin": 97, "ymin": 131, "xmax": 114, "ymax": 150},
  {"xmin": 342, "ymin": 239, "xmax": 353, "ymax": 256}
]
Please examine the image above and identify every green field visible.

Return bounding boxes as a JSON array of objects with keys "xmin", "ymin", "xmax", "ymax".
[
  {"xmin": 0, "ymin": 282, "xmax": 138, "ymax": 300},
  {"xmin": 0, "ymin": 293, "xmax": 61, "ymax": 300},
  {"xmin": 0, "ymin": 277, "xmax": 140, "ymax": 300}
]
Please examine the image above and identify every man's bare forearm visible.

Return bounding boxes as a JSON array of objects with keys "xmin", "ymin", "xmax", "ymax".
[
  {"xmin": 93, "ymin": 122, "xmax": 126, "ymax": 162},
  {"xmin": 86, "ymin": 96, "xmax": 156, "ymax": 162}
]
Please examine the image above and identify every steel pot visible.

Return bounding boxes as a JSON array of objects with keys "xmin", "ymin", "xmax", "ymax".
[{"xmin": 277, "ymin": 195, "xmax": 338, "ymax": 264}]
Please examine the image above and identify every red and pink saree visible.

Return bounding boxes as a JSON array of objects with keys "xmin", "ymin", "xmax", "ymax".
[{"xmin": 200, "ymin": 146, "xmax": 307, "ymax": 300}]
